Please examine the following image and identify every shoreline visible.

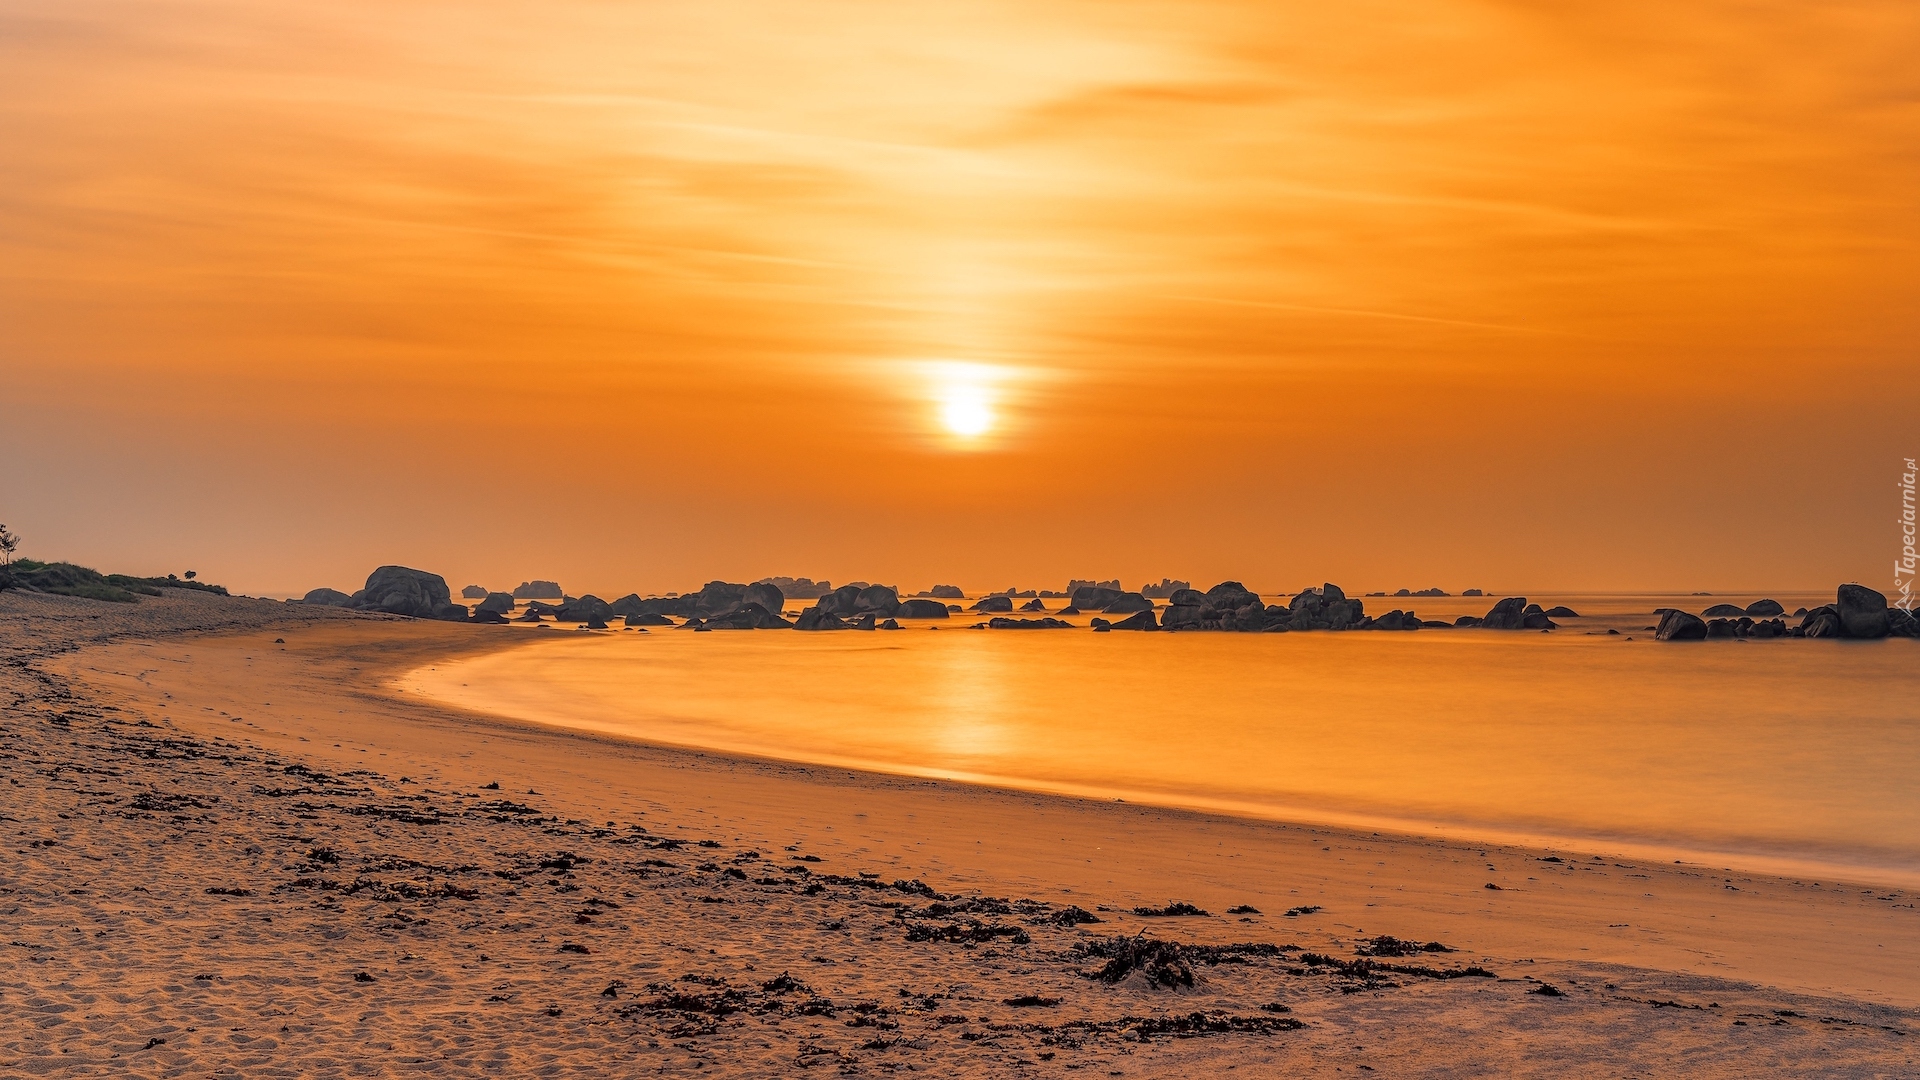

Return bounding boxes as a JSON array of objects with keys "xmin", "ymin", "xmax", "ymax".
[{"xmin": 6, "ymin": 590, "xmax": 1917, "ymax": 1075}]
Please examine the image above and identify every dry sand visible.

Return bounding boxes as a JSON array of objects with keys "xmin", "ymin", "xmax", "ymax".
[{"xmin": 2, "ymin": 589, "xmax": 1914, "ymax": 1077}]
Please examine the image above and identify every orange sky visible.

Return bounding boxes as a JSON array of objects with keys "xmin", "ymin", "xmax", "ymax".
[{"xmin": 3, "ymin": 0, "xmax": 1916, "ymax": 597}]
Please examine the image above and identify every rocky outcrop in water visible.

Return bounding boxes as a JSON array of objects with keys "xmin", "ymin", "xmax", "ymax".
[
  {"xmin": 895, "ymin": 599, "xmax": 952, "ymax": 619},
  {"xmin": 477, "ymin": 592, "xmax": 515, "ymax": 615},
  {"xmin": 1745, "ymin": 599, "xmax": 1785, "ymax": 617},
  {"xmin": 1655, "ymin": 610, "xmax": 1708, "ymax": 640},
  {"xmin": 460, "ymin": 585, "xmax": 488, "ymax": 599},
  {"xmin": 971, "ymin": 595, "xmax": 1014, "ymax": 613},
  {"xmin": 512, "ymin": 580, "xmax": 563, "ymax": 600}
]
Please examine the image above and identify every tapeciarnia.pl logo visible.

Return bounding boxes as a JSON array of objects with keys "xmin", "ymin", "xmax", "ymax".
[{"xmin": 1899, "ymin": 458, "xmax": 1917, "ymax": 612}]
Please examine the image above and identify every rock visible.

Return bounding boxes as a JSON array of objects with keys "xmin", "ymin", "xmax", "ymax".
[
  {"xmin": 703, "ymin": 603, "xmax": 792, "ymax": 630},
  {"xmin": 1206, "ymin": 581, "xmax": 1263, "ymax": 609},
  {"xmin": 1168, "ymin": 588, "xmax": 1208, "ymax": 606},
  {"xmin": 986, "ymin": 617, "xmax": 1072, "ymax": 629},
  {"xmin": 1836, "ymin": 584, "xmax": 1890, "ymax": 638},
  {"xmin": 855, "ymin": 584, "xmax": 900, "ymax": 615},
  {"xmin": 1462, "ymin": 589, "xmax": 1484, "ymax": 597},
  {"xmin": 1542, "ymin": 606, "xmax": 1579, "ymax": 618},
  {"xmin": 691, "ymin": 581, "xmax": 748, "ymax": 617},
  {"xmin": 1792, "ymin": 607, "xmax": 1808, "ymax": 617},
  {"xmin": 557, "ymin": 595, "xmax": 613, "ymax": 624},
  {"xmin": 625, "ymin": 613, "xmax": 673, "ymax": 626},
  {"xmin": 1069, "ymin": 585, "xmax": 1124, "ymax": 611},
  {"xmin": 1453, "ymin": 616, "xmax": 1482, "ymax": 627},
  {"xmin": 512, "ymin": 580, "xmax": 563, "ymax": 599},
  {"xmin": 1481, "ymin": 597, "xmax": 1529, "ymax": 630},
  {"xmin": 1139, "ymin": 579, "xmax": 1192, "ymax": 599},
  {"xmin": 971, "ymin": 595, "xmax": 1014, "ymax": 612},
  {"xmin": 1702, "ymin": 603, "xmax": 1747, "ymax": 617},
  {"xmin": 1655, "ymin": 610, "xmax": 1708, "ymax": 641},
  {"xmin": 515, "ymin": 609, "xmax": 544, "ymax": 622},
  {"xmin": 1522, "ymin": 612, "xmax": 1558, "ymax": 630},
  {"xmin": 1887, "ymin": 607, "xmax": 1918, "ymax": 637},
  {"xmin": 795, "ymin": 606, "xmax": 849, "ymax": 631},
  {"xmin": 470, "ymin": 608, "xmax": 509, "ymax": 624},
  {"xmin": 1019, "ymin": 598, "xmax": 1048, "ymax": 612},
  {"xmin": 584, "ymin": 613, "xmax": 610, "ymax": 630},
  {"xmin": 1369, "ymin": 609, "xmax": 1419, "ymax": 631},
  {"xmin": 1704, "ymin": 618, "xmax": 1737, "ymax": 639},
  {"xmin": 1319, "ymin": 582, "xmax": 1347, "ymax": 604},
  {"xmin": 478, "ymin": 592, "xmax": 515, "ymax": 614},
  {"xmin": 850, "ymin": 612, "xmax": 876, "ymax": 630},
  {"xmin": 356, "ymin": 566, "xmax": 461, "ymax": 620},
  {"xmin": 895, "ymin": 599, "xmax": 952, "ymax": 619},
  {"xmin": 1802, "ymin": 607, "xmax": 1842, "ymax": 637},
  {"xmin": 609, "ymin": 594, "xmax": 646, "ymax": 617},
  {"xmin": 743, "ymin": 581, "xmax": 785, "ymax": 615},
  {"xmin": 460, "ymin": 584, "xmax": 488, "ymax": 599},
  {"xmin": 879, "ymin": 618, "xmax": 900, "ymax": 629},
  {"xmin": 1161, "ymin": 604, "xmax": 1206, "ymax": 630},
  {"xmin": 1108, "ymin": 610, "xmax": 1158, "ymax": 631},
  {"xmin": 1090, "ymin": 617, "xmax": 1111, "ymax": 632},
  {"xmin": 1421, "ymin": 619, "xmax": 1454, "ymax": 628},
  {"xmin": 1101, "ymin": 592, "xmax": 1153, "ymax": 613},
  {"xmin": 927, "ymin": 585, "xmax": 964, "ymax": 599},
  {"xmin": 1744, "ymin": 599, "xmax": 1785, "ymax": 617},
  {"xmin": 1057, "ymin": 605, "xmax": 1081, "ymax": 616},
  {"xmin": 301, "ymin": 587, "xmax": 355, "ymax": 607}
]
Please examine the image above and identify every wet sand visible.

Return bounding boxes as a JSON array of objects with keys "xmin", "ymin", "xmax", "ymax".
[{"xmin": 3, "ymin": 590, "xmax": 1915, "ymax": 1076}]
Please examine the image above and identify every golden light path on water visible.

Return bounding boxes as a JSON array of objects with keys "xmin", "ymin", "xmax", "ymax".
[{"xmin": 401, "ymin": 595, "xmax": 1920, "ymax": 888}]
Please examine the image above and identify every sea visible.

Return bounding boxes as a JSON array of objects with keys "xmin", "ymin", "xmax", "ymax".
[{"xmin": 400, "ymin": 592, "xmax": 1920, "ymax": 887}]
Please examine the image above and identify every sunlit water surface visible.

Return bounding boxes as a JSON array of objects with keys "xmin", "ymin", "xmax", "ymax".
[{"xmin": 402, "ymin": 594, "xmax": 1920, "ymax": 885}]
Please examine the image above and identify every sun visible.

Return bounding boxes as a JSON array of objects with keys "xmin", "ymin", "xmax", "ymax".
[{"xmin": 939, "ymin": 386, "xmax": 994, "ymax": 437}]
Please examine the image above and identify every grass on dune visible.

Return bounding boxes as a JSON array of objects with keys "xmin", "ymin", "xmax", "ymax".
[{"xmin": 0, "ymin": 559, "xmax": 229, "ymax": 603}]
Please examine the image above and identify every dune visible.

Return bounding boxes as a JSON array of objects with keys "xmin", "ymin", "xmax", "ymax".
[{"xmin": 2, "ymin": 589, "xmax": 1914, "ymax": 1076}]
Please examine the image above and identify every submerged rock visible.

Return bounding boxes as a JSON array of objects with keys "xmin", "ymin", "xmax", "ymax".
[
  {"xmin": 1542, "ymin": 606, "xmax": 1579, "ymax": 618},
  {"xmin": 986, "ymin": 617, "xmax": 1073, "ymax": 629}
]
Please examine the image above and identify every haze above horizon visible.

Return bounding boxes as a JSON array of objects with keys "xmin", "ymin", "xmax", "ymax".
[{"xmin": 3, "ymin": 0, "xmax": 1915, "ymax": 595}]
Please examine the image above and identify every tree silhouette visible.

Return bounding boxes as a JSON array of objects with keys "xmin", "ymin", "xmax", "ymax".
[{"xmin": 0, "ymin": 523, "xmax": 18, "ymax": 565}]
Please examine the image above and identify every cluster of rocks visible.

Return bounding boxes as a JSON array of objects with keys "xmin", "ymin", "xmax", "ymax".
[
  {"xmin": 1656, "ymin": 585, "xmax": 1914, "ymax": 641},
  {"xmin": 299, "ymin": 566, "xmax": 471, "ymax": 622}
]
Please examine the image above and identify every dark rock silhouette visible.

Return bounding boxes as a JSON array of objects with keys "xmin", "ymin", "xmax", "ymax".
[
  {"xmin": 795, "ymin": 607, "xmax": 850, "ymax": 631},
  {"xmin": 1542, "ymin": 606, "xmax": 1579, "ymax": 618},
  {"xmin": 1019, "ymin": 598, "xmax": 1048, "ymax": 612},
  {"xmin": 925, "ymin": 585, "xmax": 965, "ymax": 599},
  {"xmin": 895, "ymin": 599, "xmax": 952, "ymax": 619},
  {"xmin": 1069, "ymin": 585, "xmax": 1124, "ymax": 611},
  {"xmin": 1057, "ymin": 605, "xmax": 1081, "ymax": 616},
  {"xmin": 1139, "ymin": 578, "xmax": 1192, "ymax": 599},
  {"xmin": 702, "ymin": 603, "xmax": 792, "ymax": 630},
  {"xmin": 1481, "ymin": 597, "xmax": 1529, "ymax": 630},
  {"xmin": 1655, "ymin": 610, "xmax": 1708, "ymax": 641},
  {"xmin": 1801, "ymin": 607, "xmax": 1842, "ymax": 637},
  {"xmin": 1090, "ymin": 617, "xmax": 1111, "ymax": 631},
  {"xmin": 971, "ymin": 595, "xmax": 1014, "ymax": 613},
  {"xmin": 301, "ymin": 588, "xmax": 355, "ymax": 607},
  {"xmin": 1745, "ymin": 599, "xmax": 1785, "ymax": 617},
  {"xmin": 1702, "ymin": 603, "xmax": 1746, "ymax": 617},
  {"xmin": 987, "ymin": 617, "xmax": 1072, "ymax": 629},
  {"xmin": 460, "ymin": 585, "xmax": 488, "ymax": 599},
  {"xmin": 1367, "ymin": 609, "xmax": 1420, "ymax": 631},
  {"xmin": 512, "ymin": 580, "xmax": 563, "ymax": 599},
  {"xmin": 1705, "ymin": 618, "xmax": 1737, "ymax": 638},
  {"xmin": 477, "ymin": 592, "xmax": 515, "ymax": 614},
  {"xmin": 356, "ymin": 566, "xmax": 467, "ymax": 621},
  {"xmin": 880, "ymin": 618, "xmax": 901, "ymax": 630},
  {"xmin": 625, "ymin": 613, "xmax": 673, "ymax": 626},
  {"xmin": 743, "ymin": 581, "xmax": 785, "ymax": 615},
  {"xmin": 1888, "ymin": 607, "xmax": 1918, "ymax": 637},
  {"xmin": 1108, "ymin": 610, "xmax": 1158, "ymax": 631},
  {"xmin": 557, "ymin": 595, "xmax": 613, "ymax": 624},
  {"xmin": 1101, "ymin": 592, "xmax": 1154, "ymax": 614},
  {"xmin": 1836, "ymin": 584, "xmax": 1890, "ymax": 638},
  {"xmin": 470, "ymin": 608, "xmax": 509, "ymax": 624}
]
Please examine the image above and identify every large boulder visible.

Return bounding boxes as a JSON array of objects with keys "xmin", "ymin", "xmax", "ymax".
[
  {"xmin": 1543, "ymin": 606, "xmax": 1579, "ymax": 618},
  {"xmin": 470, "ymin": 608, "xmax": 509, "ymax": 624},
  {"xmin": 1835, "ymin": 584, "xmax": 1890, "ymax": 639},
  {"xmin": 1168, "ymin": 588, "xmax": 1208, "ymax": 607},
  {"xmin": 1102, "ymin": 592, "xmax": 1154, "ymax": 614},
  {"xmin": 795, "ymin": 606, "xmax": 850, "ymax": 631},
  {"xmin": 1744, "ymin": 599, "xmax": 1785, "ymax": 617},
  {"xmin": 971, "ymin": 595, "xmax": 1014, "ymax": 613},
  {"xmin": 356, "ymin": 566, "xmax": 464, "ymax": 621},
  {"xmin": 1206, "ymin": 581, "xmax": 1263, "ymax": 609},
  {"xmin": 1368, "ymin": 609, "xmax": 1419, "ymax": 631},
  {"xmin": 1108, "ymin": 610, "xmax": 1158, "ymax": 631},
  {"xmin": 1161, "ymin": 604, "xmax": 1206, "ymax": 630},
  {"xmin": 927, "ymin": 585, "xmax": 964, "ymax": 599},
  {"xmin": 1702, "ymin": 603, "xmax": 1747, "ymax": 618},
  {"xmin": 743, "ymin": 581, "xmax": 786, "ymax": 615},
  {"xmin": 1802, "ymin": 607, "xmax": 1843, "ymax": 637},
  {"xmin": 609, "ymin": 593, "xmax": 647, "ymax": 617},
  {"xmin": 477, "ymin": 591, "xmax": 515, "ymax": 614},
  {"xmin": 1887, "ymin": 607, "xmax": 1918, "ymax": 637},
  {"xmin": 557, "ymin": 595, "xmax": 613, "ymax": 624},
  {"xmin": 1481, "ymin": 597, "xmax": 1529, "ymax": 630},
  {"xmin": 895, "ymin": 598, "xmax": 951, "ymax": 619},
  {"xmin": 855, "ymin": 584, "xmax": 900, "ymax": 615},
  {"xmin": 301, "ymin": 587, "xmax": 355, "ymax": 607},
  {"xmin": 691, "ymin": 581, "xmax": 748, "ymax": 617},
  {"xmin": 1069, "ymin": 585, "xmax": 1124, "ymax": 611},
  {"xmin": 703, "ymin": 603, "xmax": 792, "ymax": 630},
  {"xmin": 625, "ymin": 613, "xmax": 674, "ymax": 626},
  {"xmin": 1019, "ymin": 598, "xmax": 1049, "ymax": 612},
  {"xmin": 1655, "ymin": 610, "xmax": 1708, "ymax": 641},
  {"xmin": 512, "ymin": 580, "xmax": 563, "ymax": 599},
  {"xmin": 460, "ymin": 584, "xmax": 488, "ymax": 599}
]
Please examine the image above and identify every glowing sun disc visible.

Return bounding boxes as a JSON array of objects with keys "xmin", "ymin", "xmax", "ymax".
[{"xmin": 940, "ymin": 389, "xmax": 994, "ymax": 436}]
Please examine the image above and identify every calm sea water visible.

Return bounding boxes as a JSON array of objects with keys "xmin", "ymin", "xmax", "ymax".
[{"xmin": 401, "ymin": 593, "xmax": 1920, "ymax": 885}]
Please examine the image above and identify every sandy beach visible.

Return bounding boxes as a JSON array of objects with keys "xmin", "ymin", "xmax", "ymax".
[{"xmin": 4, "ymin": 589, "xmax": 1915, "ymax": 1077}]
